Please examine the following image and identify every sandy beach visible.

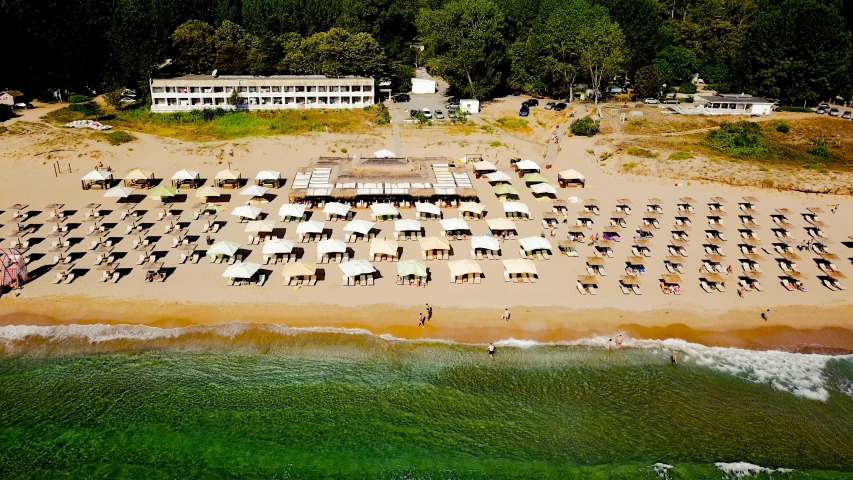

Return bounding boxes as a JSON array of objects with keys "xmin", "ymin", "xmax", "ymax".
[{"xmin": 1, "ymin": 100, "xmax": 852, "ymax": 351}]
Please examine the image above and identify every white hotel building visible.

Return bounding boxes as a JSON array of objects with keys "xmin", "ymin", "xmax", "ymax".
[{"xmin": 149, "ymin": 74, "xmax": 375, "ymax": 112}]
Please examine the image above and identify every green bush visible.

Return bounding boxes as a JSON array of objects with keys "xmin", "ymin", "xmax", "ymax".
[
  {"xmin": 668, "ymin": 151, "xmax": 693, "ymax": 160},
  {"xmin": 375, "ymin": 104, "xmax": 391, "ymax": 125},
  {"xmin": 771, "ymin": 119, "xmax": 790, "ymax": 133},
  {"xmin": 340, "ymin": 147, "xmax": 348, "ymax": 153},
  {"xmin": 679, "ymin": 82, "xmax": 697, "ymax": 94},
  {"xmin": 776, "ymin": 106, "xmax": 811, "ymax": 113},
  {"xmin": 68, "ymin": 94, "xmax": 91, "ymax": 104},
  {"xmin": 68, "ymin": 101, "xmax": 103, "ymax": 117},
  {"xmin": 570, "ymin": 116, "xmax": 598, "ymax": 136},
  {"xmin": 104, "ymin": 130, "xmax": 134, "ymax": 145},
  {"xmin": 685, "ymin": 95, "xmax": 694, "ymax": 103},
  {"xmin": 810, "ymin": 146, "xmax": 829, "ymax": 158},
  {"xmin": 703, "ymin": 121, "xmax": 769, "ymax": 158}
]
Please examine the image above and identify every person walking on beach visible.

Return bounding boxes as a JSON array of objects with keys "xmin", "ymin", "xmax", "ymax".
[
  {"xmin": 488, "ymin": 342, "xmax": 495, "ymax": 360},
  {"xmin": 426, "ymin": 304, "xmax": 433, "ymax": 322},
  {"xmin": 502, "ymin": 308, "xmax": 510, "ymax": 322},
  {"xmin": 763, "ymin": 309, "xmax": 770, "ymax": 322},
  {"xmin": 606, "ymin": 339, "xmax": 612, "ymax": 350},
  {"xmin": 726, "ymin": 265, "xmax": 733, "ymax": 276},
  {"xmin": 418, "ymin": 313, "xmax": 425, "ymax": 327},
  {"xmin": 671, "ymin": 353, "xmax": 678, "ymax": 365}
]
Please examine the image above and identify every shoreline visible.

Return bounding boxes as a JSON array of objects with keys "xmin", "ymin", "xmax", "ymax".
[{"xmin": 1, "ymin": 297, "xmax": 852, "ymax": 353}]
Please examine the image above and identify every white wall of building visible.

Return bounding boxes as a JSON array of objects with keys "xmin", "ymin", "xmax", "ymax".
[
  {"xmin": 460, "ymin": 99, "xmax": 479, "ymax": 114},
  {"xmin": 411, "ymin": 78, "xmax": 436, "ymax": 94}
]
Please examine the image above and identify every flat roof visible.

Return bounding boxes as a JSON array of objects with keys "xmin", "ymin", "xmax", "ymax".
[
  {"xmin": 159, "ymin": 74, "xmax": 372, "ymax": 81},
  {"xmin": 700, "ymin": 94, "xmax": 772, "ymax": 104}
]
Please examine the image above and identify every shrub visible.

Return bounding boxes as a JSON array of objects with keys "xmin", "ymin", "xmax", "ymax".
[
  {"xmin": 489, "ymin": 141, "xmax": 503, "ymax": 147},
  {"xmin": 340, "ymin": 147, "xmax": 348, "ymax": 153},
  {"xmin": 761, "ymin": 178, "xmax": 774, "ymax": 188},
  {"xmin": 703, "ymin": 121, "xmax": 769, "ymax": 158},
  {"xmin": 809, "ymin": 146, "xmax": 829, "ymax": 158},
  {"xmin": 104, "ymin": 89, "xmax": 126, "ymax": 109},
  {"xmin": 771, "ymin": 119, "xmax": 789, "ymax": 133},
  {"xmin": 685, "ymin": 95, "xmax": 694, "ymax": 103},
  {"xmin": 668, "ymin": 151, "xmax": 693, "ymax": 160},
  {"xmin": 679, "ymin": 82, "xmax": 697, "ymax": 94},
  {"xmin": 621, "ymin": 161, "xmax": 639, "ymax": 171},
  {"xmin": 104, "ymin": 131, "xmax": 134, "ymax": 145},
  {"xmin": 776, "ymin": 106, "xmax": 811, "ymax": 113},
  {"xmin": 68, "ymin": 101, "xmax": 103, "ymax": 117},
  {"xmin": 68, "ymin": 94, "xmax": 91, "ymax": 104},
  {"xmin": 375, "ymin": 104, "xmax": 391, "ymax": 125},
  {"xmin": 626, "ymin": 146, "xmax": 658, "ymax": 158},
  {"xmin": 570, "ymin": 116, "xmax": 598, "ymax": 136}
]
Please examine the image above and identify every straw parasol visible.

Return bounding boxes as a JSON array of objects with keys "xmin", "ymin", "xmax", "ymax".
[
  {"xmin": 577, "ymin": 275, "xmax": 598, "ymax": 285},
  {"xmin": 627, "ymin": 256, "xmax": 646, "ymax": 265},
  {"xmin": 503, "ymin": 259, "xmax": 537, "ymax": 275},
  {"xmin": 710, "ymin": 197, "xmax": 727, "ymax": 204},
  {"xmin": 419, "ymin": 236, "xmax": 450, "ymax": 251},
  {"xmin": 661, "ymin": 274, "xmax": 682, "ymax": 284},
  {"xmin": 702, "ymin": 272, "xmax": 725, "ymax": 283},
  {"xmin": 679, "ymin": 197, "xmax": 696, "ymax": 204},
  {"xmin": 281, "ymin": 262, "xmax": 317, "ymax": 277},
  {"xmin": 222, "ymin": 262, "xmax": 261, "ymax": 279},
  {"xmin": 370, "ymin": 238, "xmax": 399, "ymax": 257},
  {"xmin": 743, "ymin": 253, "xmax": 765, "ymax": 262},
  {"xmin": 779, "ymin": 251, "xmax": 801, "ymax": 261},
  {"xmin": 742, "ymin": 196, "xmax": 759, "ymax": 203},
  {"xmin": 704, "ymin": 253, "xmax": 725, "ymax": 263},
  {"xmin": 616, "ymin": 198, "xmax": 632, "ymax": 205},
  {"xmin": 397, "ymin": 259, "xmax": 427, "ymax": 277},
  {"xmin": 586, "ymin": 256, "xmax": 605, "ymax": 266},
  {"xmin": 665, "ymin": 255, "xmax": 685, "ymax": 264},
  {"xmin": 648, "ymin": 198, "xmax": 664, "ymax": 205},
  {"xmin": 620, "ymin": 275, "xmax": 640, "ymax": 285}
]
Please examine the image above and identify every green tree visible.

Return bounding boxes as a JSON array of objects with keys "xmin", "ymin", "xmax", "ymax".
[
  {"xmin": 594, "ymin": 0, "xmax": 668, "ymax": 76},
  {"xmin": 227, "ymin": 89, "xmax": 241, "ymax": 105},
  {"xmin": 417, "ymin": 0, "xmax": 508, "ymax": 99},
  {"xmin": 214, "ymin": 20, "xmax": 249, "ymax": 51},
  {"xmin": 103, "ymin": 88, "xmax": 126, "ymax": 109},
  {"xmin": 578, "ymin": 11, "xmax": 627, "ymax": 105},
  {"xmin": 215, "ymin": 43, "xmax": 250, "ymax": 74},
  {"xmin": 633, "ymin": 65, "xmax": 662, "ymax": 98},
  {"xmin": 172, "ymin": 20, "xmax": 215, "ymax": 73},
  {"xmin": 652, "ymin": 45, "xmax": 697, "ymax": 86}
]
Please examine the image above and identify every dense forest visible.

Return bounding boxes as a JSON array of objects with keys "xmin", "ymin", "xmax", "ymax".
[{"xmin": 1, "ymin": 0, "xmax": 851, "ymax": 105}]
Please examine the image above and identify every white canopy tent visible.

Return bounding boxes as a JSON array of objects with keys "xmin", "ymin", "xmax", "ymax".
[
  {"xmin": 338, "ymin": 259, "xmax": 376, "ymax": 276},
  {"xmin": 296, "ymin": 220, "xmax": 325, "ymax": 234},
  {"xmin": 514, "ymin": 160, "xmax": 540, "ymax": 172},
  {"xmin": 255, "ymin": 170, "xmax": 281, "ymax": 181},
  {"xmin": 471, "ymin": 235, "xmax": 500, "ymax": 252},
  {"xmin": 531, "ymin": 183, "xmax": 558, "ymax": 196},
  {"xmin": 503, "ymin": 202, "xmax": 530, "ymax": 216},
  {"xmin": 472, "ymin": 161, "xmax": 497, "ymax": 172},
  {"xmin": 486, "ymin": 218, "xmax": 517, "ymax": 232},
  {"xmin": 222, "ymin": 262, "xmax": 261, "ymax": 279},
  {"xmin": 171, "ymin": 169, "xmax": 199, "ymax": 181},
  {"xmin": 344, "ymin": 219, "xmax": 375, "ymax": 235},
  {"xmin": 262, "ymin": 238, "xmax": 294, "ymax": 254},
  {"xmin": 214, "ymin": 169, "xmax": 241, "ymax": 180},
  {"xmin": 231, "ymin": 205, "xmax": 263, "ymax": 220},
  {"xmin": 558, "ymin": 169, "xmax": 586, "ymax": 187},
  {"xmin": 82, "ymin": 170, "xmax": 113, "ymax": 182},
  {"xmin": 503, "ymin": 259, "xmax": 538, "ymax": 275},
  {"xmin": 440, "ymin": 218, "xmax": 470, "ymax": 232},
  {"xmin": 278, "ymin": 204, "xmax": 306, "ymax": 219},
  {"xmin": 486, "ymin": 171, "xmax": 512, "ymax": 183},
  {"xmin": 324, "ymin": 202, "xmax": 351, "ymax": 218},
  {"xmin": 369, "ymin": 238, "xmax": 399, "ymax": 257},
  {"xmin": 415, "ymin": 202, "xmax": 441, "ymax": 217},
  {"xmin": 317, "ymin": 239, "xmax": 347, "ymax": 255},
  {"xmin": 371, "ymin": 204, "xmax": 399, "ymax": 217},
  {"xmin": 240, "ymin": 185, "xmax": 270, "ymax": 197},
  {"xmin": 104, "ymin": 186, "xmax": 135, "ymax": 198},
  {"xmin": 459, "ymin": 202, "xmax": 486, "ymax": 216},
  {"xmin": 519, "ymin": 236, "xmax": 553, "ymax": 252},
  {"xmin": 448, "ymin": 259, "xmax": 483, "ymax": 278},
  {"xmin": 395, "ymin": 219, "xmax": 422, "ymax": 232},
  {"xmin": 373, "ymin": 149, "xmax": 397, "ymax": 158}
]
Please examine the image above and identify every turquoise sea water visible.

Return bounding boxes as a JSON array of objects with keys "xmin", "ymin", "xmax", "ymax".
[{"xmin": 0, "ymin": 323, "xmax": 852, "ymax": 479}]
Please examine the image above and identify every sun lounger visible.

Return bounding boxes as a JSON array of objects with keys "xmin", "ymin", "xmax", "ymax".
[
  {"xmin": 64, "ymin": 273, "xmax": 75, "ymax": 284},
  {"xmin": 576, "ymin": 281, "xmax": 587, "ymax": 295},
  {"xmin": 53, "ymin": 272, "xmax": 63, "ymax": 284},
  {"xmin": 620, "ymin": 283, "xmax": 630, "ymax": 294},
  {"xmin": 832, "ymin": 280, "xmax": 846, "ymax": 290},
  {"xmin": 701, "ymin": 280, "xmax": 713, "ymax": 293},
  {"xmin": 504, "ymin": 271, "xmax": 511, "ymax": 282},
  {"xmin": 522, "ymin": 276, "xmax": 531, "ymax": 283},
  {"xmin": 715, "ymin": 282, "xmax": 726, "ymax": 293},
  {"xmin": 598, "ymin": 267, "xmax": 607, "ymax": 276},
  {"xmin": 631, "ymin": 285, "xmax": 642, "ymax": 295},
  {"xmin": 781, "ymin": 279, "xmax": 795, "ymax": 291},
  {"xmin": 228, "ymin": 255, "xmax": 236, "ymax": 264},
  {"xmin": 257, "ymin": 274, "xmax": 266, "ymax": 286},
  {"xmin": 211, "ymin": 223, "xmax": 220, "ymax": 233},
  {"xmin": 226, "ymin": 278, "xmax": 235, "ymax": 286}
]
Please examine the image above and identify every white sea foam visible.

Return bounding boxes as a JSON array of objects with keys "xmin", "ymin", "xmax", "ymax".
[
  {"xmin": 715, "ymin": 462, "xmax": 793, "ymax": 478},
  {"xmin": 0, "ymin": 323, "xmax": 848, "ymax": 401}
]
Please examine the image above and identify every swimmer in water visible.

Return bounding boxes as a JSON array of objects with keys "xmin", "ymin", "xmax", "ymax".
[
  {"xmin": 616, "ymin": 335, "xmax": 623, "ymax": 348},
  {"xmin": 671, "ymin": 353, "xmax": 678, "ymax": 365}
]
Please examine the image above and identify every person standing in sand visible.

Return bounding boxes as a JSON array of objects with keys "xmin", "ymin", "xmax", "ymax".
[
  {"xmin": 488, "ymin": 342, "xmax": 495, "ymax": 359},
  {"xmin": 502, "ymin": 308, "xmax": 510, "ymax": 322},
  {"xmin": 418, "ymin": 313, "xmax": 425, "ymax": 327},
  {"xmin": 426, "ymin": 304, "xmax": 433, "ymax": 322}
]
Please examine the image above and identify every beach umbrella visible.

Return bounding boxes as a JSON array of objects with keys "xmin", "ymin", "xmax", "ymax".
[
  {"xmin": 448, "ymin": 259, "xmax": 482, "ymax": 277},
  {"xmin": 373, "ymin": 149, "xmax": 397, "ymax": 158},
  {"xmin": 262, "ymin": 238, "xmax": 294, "ymax": 254},
  {"xmin": 415, "ymin": 202, "xmax": 441, "ymax": 216},
  {"xmin": 369, "ymin": 238, "xmax": 399, "ymax": 257},
  {"xmin": 486, "ymin": 171, "xmax": 512, "ymax": 183},
  {"xmin": 149, "ymin": 185, "xmax": 177, "ymax": 199},
  {"xmin": 296, "ymin": 220, "xmax": 325, "ymax": 234},
  {"xmin": 232, "ymin": 205, "xmax": 263, "ymax": 219},
  {"xmin": 471, "ymin": 235, "xmax": 500, "ymax": 251},
  {"xmin": 440, "ymin": 218, "xmax": 470, "ymax": 232},
  {"xmin": 515, "ymin": 160, "xmax": 540, "ymax": 171},
  {"xmin": 531, "ymin": 183, "xmax": 558, "ymax": 195},
  {"xmin": 395, "ymin": 219, "xmax": 422, "ymax": 232},
  {"xmin": 245, "ymin": 220, "xmax": 275, "ymax": 233},
  {"xmin": 104, "ymin": 186, "xmax": 135, "ymax": 198},
  {"xmin": 519, "ymin": 236, "xmax": 553, "ymax": 252},
  {"xmin": 419, "ymin": 236, "xmax": 450, "ymax": 251},
  {"xmin": 493, "ymin": 184, "xmax": 519, "ymax": 196},
  {"xmin": 124, "ymin": 169, "xmax": 153, "ymax": 181},
  {"xmin": 281, "ymin": 261, "xmax": 317, "ymax": 277},
  {"xmin": 503, "ymin": 259, "xmax": 538, "ymax": 275},
  {"xmin": 318, "ymin": 239, "xmax": 347, "ymax": 255},
  {"xmin": 278, "ymin": 204, "xmax": 306, "ymax": 219},
  {"xmin": 171, "ymin": 169, "xmax": 199, "ymax": 181},
  {"xmin": 324, "ymin": 202, "xmax": 351, "ymax": 217},
  {"xmin": 344, "ymin": 219, "xmax": 375, "ymax": 235},
  {"xmin": 338, "ymin": 259, "xmax": 376, "ymax": 277},
  {"xmin": 222, "ymin": 262, "xmax": 260, "ymax": 279},
  {"xmin": 486, "ymin": 218, "xmax": 517, "ymax": 232},
  {"xmin": 255, "ymin": 169, "xmax": 281, "ymax": 181},
  {"xmin": 371, "ymin": 204, "xmax": 399, "ymax": 217},
  {"xmin": 523, "ymin": 172, "xmax": 548, "ymax": 184},
  {"xmin": 196, "ymin": 186, "xmax": 222, "ymax": 198},
  {"xmin": 240, "ymin": 185, "xmax": 269, "ymax": 197},
  {"xmin": 503, "ymin": 202, "xmax": 530, "ymax": 215},
  {"xmin": 207, "ymin": 240, "xmax": 241, "ymax": 256},
  {"xmin": 459, "ymin": 202, "xmax": 486, "ymax": 215},
  {"xmin": 397, "ymin": 259, "xmax": 427, "ymax": 277}
]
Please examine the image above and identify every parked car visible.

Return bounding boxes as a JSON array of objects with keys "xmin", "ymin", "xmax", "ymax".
[
  {"xmin": 553, "ymin": 102, "xmax": 567, "ymax": 111},
  {"xmin": 392, "ymin": 94, "xmax": 410, "ymax": 103},
  {"xmin": 526, "ymin": 99, "xmax": 539, "ymax": 107},
  {"xmin": 816, "ymin": 104, "xmax": 830, "ymax": 114},
  {"xmin": 644, "ymin": 98, "xmax": 660, "ymax": 104},
  {"xmin": 13, "ymin": 102, "xmax": 28, "ymax": 109},
  {"xmin": 829, "ymin": 107, "xmax": 840, "ymax": 117},
  {"xmin": 445, "ymin": 99, "xmax": 460, "ymax": 110},
  {"xmin": 519, "ymin": 105, "xmax": 529, "ymax": 117},
  {"xmin": 663, "ymin": 99, "xmax": 680, "ymax": 104},
  {"xmin": 842, "ymin": 111, "xmax": 852, "ymax": 119},
  {"xmin": 434, "ymin": 109, "xmax": 445, "ymax": 119},
  {"xmin": 544, "ymin": 101, "xmax": 556, "ymax": 110},
  {"xmin": 422, "ymin": 108, "xmax": 432, "ymax": 119},
  {"xmin": 410, "ymin": 109, "xmax": 419, "ymax": 118},
  {"xmin": 448, "ymin": 110, "xmax": 457, "ymax": 119}
]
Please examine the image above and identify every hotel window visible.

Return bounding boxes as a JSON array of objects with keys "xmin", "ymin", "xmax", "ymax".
[
  {"xmin": 214, "ymin": 87, "xmax": 224, "ymax": 93},
  {"xmin": 154, "ymin": 98, "xmax": 166, "ymax": 105},
  {"xmin": 238, "ymin": 86, "xmax": 248, "ymax": 93},
  {"xmin": 248, "ymin": 86, "xmax": 258, "ymax": 93},
  {"xmin": 340, "ymin": 86, "xmax": 349, "ymax": 92},
  {"xmin": 295, "ymin": 86, "xmax": 305, "ymax": 93},
  {"xmin": 271, "ymin": 86, "xmax": 281, "ymax": 93},
  {"xmin": 363, "ymin": 86, "xmax": 372, "ymax": 92},
  {"xmin": 152, "ymin": 87, "xmax": 165, "ymax": 93},
  {"xmin": 351, "ymin": 86, "xmax": 361, "ymax": 92}
]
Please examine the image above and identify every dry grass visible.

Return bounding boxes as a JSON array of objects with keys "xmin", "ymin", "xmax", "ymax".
[{"xmin": 621, "ymin": 109, "xmax": 726, "ymax": 135}]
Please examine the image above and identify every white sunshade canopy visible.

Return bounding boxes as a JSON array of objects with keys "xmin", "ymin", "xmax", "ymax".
[
  {"xmin": 448, "ymin": 259, "xmax": 483, "ymax": 277},
  {"xmin": 215, "ymin": 169, "xmax": 241, "ymax": 180},
  {"xmin": 503, "ymin": 259, "xmax": 538, "ymax": 275},
  {"xmin": 503, "ymin": 202, "xmax": 530, "ymax": 215},
  {"xmin": 440, "ymin": 218, "xmax": 470, "ymax": 232},
  {"xmin": 459, "ymin": 202, "xmax": 486, "ymax": 214},
  {"xmin": 317, "ymin": 239, "xmax": 347, "ymax": 255},
  {"xmin": 339, "ymin": 259, "xmax": 376, "ymax": 276},
  {"xmin": 255, "ymin": 169, "xmax": 281, "ymax": 180},
  {"xmin": 196, "ymin": 186, "xmax": 222, "ymax": 198},
  {"xmin": 568, "ymin": 196, "xmax": 583, "ymax": 204},
  {"xmin": 240, "ymin": 185, "xmax": 270, "ymax": 197},
  {"xmin": 487, "ymin": 218, "xmax": 517, "ymax": 231},
  {"xmin": 324, "ymin": 202, "xmax": 351, "ymax": 217},
  {"xmin": 369, "ymin": 238, "xmax": 399, "ymax": 257},
  {"xmin": 232, "ymin": 205, "xmax": 263, "ymax": 219},
  {"xmin": 344, "ymin": 219, "xmax": 375, "ymax": 235},
  {"xmin": 104, "ymin": 186, "xmax": 135, "ymax": 198},
  {"xmin": 415, "ymin": 202, "xmax": 441, "ymax": 216},
  {"xmin": 515, "ymin": 160, "xmax": 540, "ymax": 171},
  {"xmin": 262, "ymin": 238, "xmax": 294, "ymax": 254},
  {"xmin": 374, "ymin": 149, "xmax": 397, "ymax": 158},
  {"xmin": 395, "ymin": 219, "xmax": 422, "ymax": 232},
  {"xmin": 419, "ymin": 236, "xmax": 451, "ymax": 251},
  {"xmin": 531, "ymin": 183, "xmax": 558, "ymax": 195},
  {"xmin": 245, "ymin": 219, "xmax": 275, "ymax": 233},
  {"xmin": 207, "ymin": 240, "xmax": 241, "ymax": 256},
  {"xmin": 371, "ymin": 204, "xmax": 399, "ymax": 217},
  {"xmin": 558, "ymin": 169, "xmax": 585, "ymax": 181},
  {"xmin": 519, "ymin": 236, "xmax": 553, "ymax": 252},
  {"xmin": 472, "ymin": 161, "xmax": 497, "ymax": 172},
  {"xmin": 171, "ymin": 169, "xmax": 199, "ymax": 181},
  {"xmin": 222, "ymin": 262, "xmax": 261, "ymax": 279},
  {"xmin": 82, "ymin": 170, "xmax": 113, "ymax": 181},
  {"xmin": 278, "ymin": 204, "xmax": 306, "ymax": 218},
  {"xmin": 124, "ymin": 169, "xmax": 153, "ymax": 180},
  {"xmin": 486, "ymin": 171, "xmax": 512, "ymax": 183},
  {"xmin": 471, "ymin": 235, "xmax": 500, "ymax": 251},
  {"xmin": 296, "ymin": 220, "xmax": 325, "ymax": 234}
]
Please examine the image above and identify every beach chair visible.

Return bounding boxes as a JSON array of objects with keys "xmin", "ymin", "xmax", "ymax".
[
  {"xmin": 89, "ymin": 240, "xmax": 98, "ymax": 250},
  {"xmin": 235, "ymin": 254, "xmax": 243, "ymax": 263},
  {"xmin": 64, "ymin": 273, "xmax": 75, "ymax": 284},
  {"xmin": 619, "ymin": 283, "xmax": 631, "ymax": 295},
  {"xmin": 665, "ymin": 262, "xmax": 676, "ymax": 274},
  {"xmin": 598, "ymin": 267, "xmax": 607, "ymax": 276},
  {"xmin": 164, "ymin": 224, "xmax": 172, "ymax": 234},
  {"xmin": 474, "ymin": 275, "xmax": 481, "ymax": 284},
  {"xmin": 53, "ymin": 272, "xmax": 63, "ymax": 284},
  {"xmin": 504, "ymin": 272, "xmax": 511, "ymax": 282},
  {"xmin": 522, "ymin": 276, "xmax": 531, "ymax": 284},
  {"xmin": 228, "ymin": 255, "xmax": 237, "ymax": 264},
  {"xmin": 822, "ymin": 279, "xmax": 836, "ymax": 291},
  {"xmin": 263, "ymin": 255, "xmax": 270, "ymax": 265},
  {"xmin": 631, "ymin": 285, "xmax": 642, "ymax": 295},
  {"xmin": 589, "ymin": 286, "xmax": 598, "ymax": 295},
  {"xmin": 512, "ymin": 275, "xmax": 519, "ymax": 283},
  {"xmin": 700, "ymin": 280, "xmax": 713, "ymax": 293},
  {"xmin": 715, "ymin": 282, "xmax": 726, "ymax": 293},
  {"xmin": 832, "ymin": 280, "xmax": 846, "ymax": 291},
  {"xmin": 257, "ymin": 274, "xmax": 266, "ymax": 286},
  {"xmin": 179, "ymin": 253, "xmax": 188, "ymax": 264},
  {"xmin": 342, "ymin": 274, "xmax": 349, "ymax": 286},
  {"xmin": 192, "ymin": 253, "xmax": 200, "ymax": 264},
  {"xmin": 368, "ymin": 276, "xmax": 374, "ymax": 286},
  {"xmin": 209, "ymin": 254, "xmax": 216, "ymax": 263},
  {"xmin": 210, "ymin": 223, "xmax": 220, "ymax": 233},
  {"xmin": 226, "ymin": 278, "xmax": 235, "ymax": 286},
  {"xmin": 752, "ymin": 281, "xmax": 764, "ymax": 292},
  {"xmin": 101, "ymin": 271, "xmax": 110, "ymax": 282},
  {"xmin": 576, "ymin": 281, "xmax": 587, "ymax": 295},
  {"xmin": 111, "ymin": 272, "xmax": 120, "ymax": 283}
]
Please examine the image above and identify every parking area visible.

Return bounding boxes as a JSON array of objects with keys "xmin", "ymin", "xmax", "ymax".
[{"xmin": 389, "ymin": 92, "xmax": 458, "ymax": 121}]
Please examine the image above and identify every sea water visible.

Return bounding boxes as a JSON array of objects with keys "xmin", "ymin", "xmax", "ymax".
[{"xmin": 0, "ymin": 322, "xmax": 851, "ymax": 479}]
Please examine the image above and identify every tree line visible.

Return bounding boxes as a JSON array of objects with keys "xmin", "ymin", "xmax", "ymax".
[{"xmin": 1, "ymin": 0, "xmax": 851, "ymax": 105}]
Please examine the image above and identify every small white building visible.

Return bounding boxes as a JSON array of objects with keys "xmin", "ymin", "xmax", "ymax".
[
  {"xmin": 460, "ymin": 99, "xmax": 479, "ymax": 114},
  {"xmin": 696, "ymin": 94, "xmax": 773, "ymax": 116},
  {"xmin": 411, "ymin": 68, "xmax": 436, "ymax": 94},
  {"xmin": 149, "ymin": 75, "xmax": 375, "ymax": 112}
]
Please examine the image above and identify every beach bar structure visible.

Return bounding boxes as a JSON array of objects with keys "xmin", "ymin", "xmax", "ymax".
[
  {"xmin": 123, "ymin": 169, "xmax": 155, "ymax": 189},
  {"xmin": 472, "ymin": 161, "xmax": 496, "ymax": 178},
  {"xmin": 255, "ymin": 170, "xmax": 282, "ymax": 188},
  {"xmin": 171, "ymin": 169, "xmax": 200, "ymax": 188},
  {"xmin": 558, "ymin": 169, "xmax": 586, "ymax": 188},
  {"xmin": 149, "ymin": 74, "xmax": 375, "ymax": 112},
  {"xmin": 81, "ymin": 170, "xmax": 113, "ymax": 190},
  {"xmin": 215, "ymin": 169, "xmax": 242, "ymax": 189}
]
